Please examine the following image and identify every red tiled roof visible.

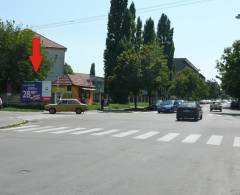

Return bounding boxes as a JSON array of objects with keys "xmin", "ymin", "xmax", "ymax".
[
  {"xmin": 52, "ymin": 73, "xmax": 95, "ymax": 88},
  {"xmin": 68, "ymin": 73, "xmax": 95, "ymax": 88},
  {"xmin": 52, "ymin": 75, "xmax": 72, "ymax": 86},
  {"xmin": 34, "ymin": 33, "xmax": 67, "ymax": 50}
]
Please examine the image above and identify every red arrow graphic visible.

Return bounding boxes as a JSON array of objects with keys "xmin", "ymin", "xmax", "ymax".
[{"xmin": 29, "ymin": 37, "xmax": 43, "ymax": 73}]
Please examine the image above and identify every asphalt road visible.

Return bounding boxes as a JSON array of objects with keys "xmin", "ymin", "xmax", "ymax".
[{"xmin": 0, "ymin": 105, "xmax": 240, "ymax": 195}]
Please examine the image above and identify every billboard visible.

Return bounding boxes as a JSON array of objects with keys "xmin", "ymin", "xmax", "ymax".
[{"xmin": 21, "ymin": 81, "xmax": 52, "ymax": 103}]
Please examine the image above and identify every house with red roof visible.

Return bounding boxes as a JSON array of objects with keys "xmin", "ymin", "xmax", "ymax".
[
  {"xmin": 35, "ymin": 33, "xmax": 67, "ymax": 81},
  {"xmin": 52, "ymin": 73, "xmax": 97, "ymax": 105}
]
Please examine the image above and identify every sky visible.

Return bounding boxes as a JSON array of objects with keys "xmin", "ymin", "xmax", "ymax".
[{"xmin": 1, "ymin": 0, "xmax": 240, "ymax": 80}]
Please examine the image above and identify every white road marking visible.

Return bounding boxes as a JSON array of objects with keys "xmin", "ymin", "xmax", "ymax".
[
  {"xmin": 91, "ymin": 129, "xmax": 121, "ymax": 136},
  {"xmin": 2, "ymin": 125, "xmax": 39, "ymax": 131},
  {"xmin": 16, "ymin": 126, "xmax": 54, "ymax": 132},
  {"xmin": 158, "ymin": 133, "xmax": 180, "ymax": 142},
  {"xmin": 182, "ymin": 134, "xmax": 202, "ymax": 143},
  {"xmin": 34, "ymin": 127, "xmax": 69, "ymax": 133},
  {"xmin": 206, "ymin": 135, "xmax": 223, "ymax": 146},
  {"xmin": 50, "ymin": 128, "xmax": 86, "ymax": 134},
  {"xmin": 112, "ymin": 130, "xmax": 139, "ymax": 138},
  {"xmin": 134, "ymin": 131, "xmax": 159, "ymax": 140},
  {"xmin": 233, "ymin": 137, "xmax": 240, "ymax": 148},
  {"xmin": 71, "ymin": 128, "xmax": 103, "ymax": 135}
]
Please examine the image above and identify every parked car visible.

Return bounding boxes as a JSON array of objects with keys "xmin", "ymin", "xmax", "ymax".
[
  {"xmin": 221, "ymin": 100, "xmax": 231, "ymax": 109},
  {"xmin": 176, "ymin": 101, "xmax": 203, "ymax": 121},
  {"xmin": 174, "ymin": 100, "xmax": 184, "ymax": 108},
  {"xmin": 231, "ymin": 101, "xmax": 240, "ymax": 110},
  {"xmin": 44, "ymin": 99, "xmax": 88, "ymax": 114},
  {"xmin": 210, "ymin": 101, "xmax": 222, "ymax": 112},
  {"xmin": 157, "ymin": 100, "xmax": 176, "ymax": 113},
  {"xmin": 155, "ymin": 100, "xmax": 162, "ymax": 110},
  {"xmin": 150, "ymin": 100, "xmax": 162, "ymax": 110}
]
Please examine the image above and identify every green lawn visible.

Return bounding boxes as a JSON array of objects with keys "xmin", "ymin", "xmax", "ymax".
[{"xmin": 88, "ymin": 102, "xmax": 149, "ymax": 110}]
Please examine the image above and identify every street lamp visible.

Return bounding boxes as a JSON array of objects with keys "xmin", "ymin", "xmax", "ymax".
[{"xmin": 236, "ymin": 14, "xmax": 240, "ymax": 19}]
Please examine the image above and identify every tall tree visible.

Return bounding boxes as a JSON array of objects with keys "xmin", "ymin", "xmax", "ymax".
[
  {"xmin": 136, "ymin": 17, "xmax": 143, "ymax": 50},
  {"xmin": 0, "ymin": 20, "xmax": 51, "ymax": 93},
  {"xmin": 129, "ymin": 2, "xmax": 136, "ymax": 43},
  {"xmin": 157, "ymin": 14, "xmax": 175, "ymax": 81},
  {"xmin": 104, "ymin": 0, "xmax": 128, "ymax": 102},
  {"xmin": 115, "ymin": 49, "xmax": 142, "ymax": 108},
  {"xmin": 216, "ymin": 40, "xmax": 240, "ymax": 100},
  {"xmin": 140, "ymin": 43, "xmax": 169, "ymax": 106},
  {"xmin": 143, "ymin": 18, "xmax": 156, "ymax": 44},
  {"xmin": 90, "ymin": 63, "xmax": 95, "ymax": 76},
  {"xmin": 64, "ymin": 63, "xmax": 74, "ymax": 74}
]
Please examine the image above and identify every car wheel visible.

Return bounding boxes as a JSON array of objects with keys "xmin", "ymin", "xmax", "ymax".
[
  {"xmin": 76, "ymin": 108, "xmax": 82, "ymax": 114},
  {"xmin": 200, "ymin": 114, "xmax": 203, "ymax": 120},
  {"xmin": 220, "ymin": 109, "xmax": 222, "ymax": 112},
  {"xmin": 49, "ymin": 108, "xmax": 56, "ymax": 114},
  {"xmin": 158, "ymin": 110, "xmax": 161, "ymax": 113},
  {"xmin": 210, "ymin": 109, "xmax": 212, "ymax": 112},
  {"xmin": 177, "ymin": 117, "xmax": 180, "ymax": 121}
]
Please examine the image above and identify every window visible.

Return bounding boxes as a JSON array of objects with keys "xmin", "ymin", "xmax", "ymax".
[{"xmin": 67, "ymin": 86, "xmax": 71, "ymax": 91}]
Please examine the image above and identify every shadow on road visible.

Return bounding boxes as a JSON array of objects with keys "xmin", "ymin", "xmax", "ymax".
[
  {"xmin": 214, "ymin": 113, "xmax": 240, "ymax": 117},
  {"xmin": 176, "ymin": 119, "xmax": 200, "ymax": 123}
]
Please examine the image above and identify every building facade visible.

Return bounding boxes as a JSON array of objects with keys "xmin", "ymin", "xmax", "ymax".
[
  {"xmin": 173, "ymin": 58, "xmax": 205, "ymax": 80},
  {"xmin": 52, "ymin": 73, "xmax": 96, "ymax": 105},
  {"xmin": 35, "ymin": 33, "xmax": 67, "ymax": 81}
]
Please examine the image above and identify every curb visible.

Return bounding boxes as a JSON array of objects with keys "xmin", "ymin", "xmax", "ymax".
[{"xmin": 0, "ymin": 120, "xmax": 28, "ymax": 129}]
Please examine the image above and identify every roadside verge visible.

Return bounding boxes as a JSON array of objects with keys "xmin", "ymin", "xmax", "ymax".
[{"xmin": 0, "ymin": 119, "xmax": 28, "ymax": 129}]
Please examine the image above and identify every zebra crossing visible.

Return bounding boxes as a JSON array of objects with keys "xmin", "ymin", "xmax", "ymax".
[{"xmin": 1, "ymin": 124, "xmax": 240, "ymax": 148}]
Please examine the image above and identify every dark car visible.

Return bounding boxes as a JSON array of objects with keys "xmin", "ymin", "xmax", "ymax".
[
  {"xmin": 158, "ymin": 100, "xmax": 183, "ymax": 113},
  {"xmin": 176, "ymin": 101, "xmax": 203, "ymax": 121},
  {"xmin": 158, "ymin": 100, "xmax": 175, "ymax": 113},
  {"xmin": 210, "ymin": 101, "xmax": 222, "ymax": 112},
  {"xmin": 150, "ymin": 100, "xmax": 162, "ymax": 110}
]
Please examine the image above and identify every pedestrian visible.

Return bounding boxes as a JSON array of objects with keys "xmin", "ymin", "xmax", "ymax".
[{"xmin": 0, "ymin": 96, "xmax": 3, "ymax": 109}]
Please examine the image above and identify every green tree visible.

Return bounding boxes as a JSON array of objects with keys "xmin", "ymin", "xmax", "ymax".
[
  {"xmin": 136, "ymin": 17, "xmax": 143, "ymax": 50},
  {"xmin": 169, "ymin": 67, "xmax": 208, "ymax": 100},
  {"xmin": 157, "ymin": 14, "xmax": 175, "ymax": 81},
  {"xmin": 206, "ymin": 79, "xmax": 221, "ymax": 99},
  {"xmin": 115, "ymin": 49, "xmax": 142, "ymax": 108},
  {"xmin": 104, "ymin": 0, "xmax": 128, "ymax": 100},
  {"xmin": 216, "ymin": 40, "xmax": 240, "ymax": 100},
  {"xmin": 90, "ymin": 63, "xmax": 95, "ymax": 76},
  {"xmin": 0, "ymin": 20, "xmax": 51, "ymax": 93},
  {"xmin": 140, "ymin": 43, "xmax": 169, "ymax": 106},
  {"xmin": 143, "ymin": 18, "xmax": 156, "ymax": 44},
  {"xmin": 64, "ymin": 63, "xmax": 74, "ymax": 74}
]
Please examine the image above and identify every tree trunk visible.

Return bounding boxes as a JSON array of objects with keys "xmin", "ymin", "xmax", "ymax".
[
  {"xmin": 148, "ymin": 94, "xmax": 152, "ymax": 107},
  {"xmin": 134, "ymin": 94, "xmax": 137, "ymax": 110}
]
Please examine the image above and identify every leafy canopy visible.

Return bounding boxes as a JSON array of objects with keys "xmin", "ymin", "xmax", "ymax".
[
  {"xmin": 217, "ymin": 40, "xmax": 240, "ymax": 99},
  {"xmin": 0, "ymin": 20, "xmax": 51, "ymax": 93}
]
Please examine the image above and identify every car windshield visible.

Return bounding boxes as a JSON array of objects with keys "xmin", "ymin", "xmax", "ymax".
[
  {"xmin": 180, "ymin": 102, "xmax": 197, "ymax": 108},
  {"xmin": 162, "ymin": 100, "xmax": 174, "ymax": 105}
]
